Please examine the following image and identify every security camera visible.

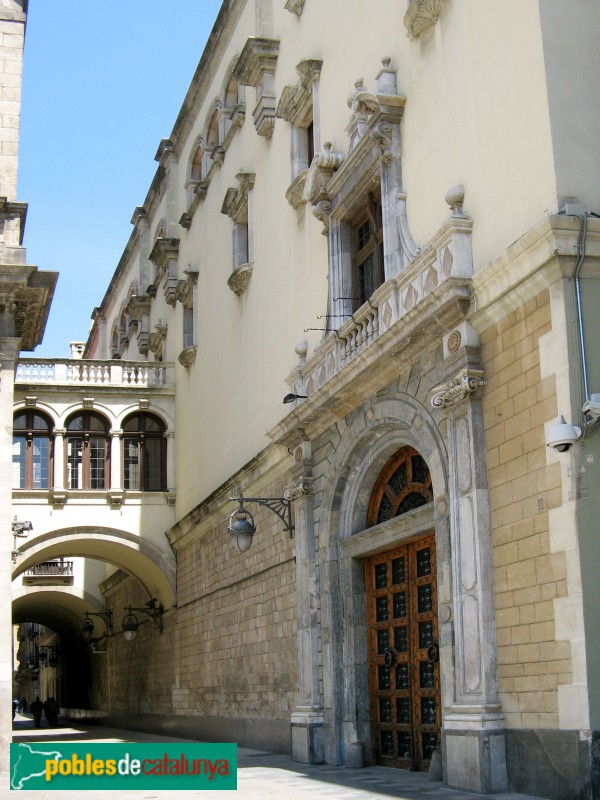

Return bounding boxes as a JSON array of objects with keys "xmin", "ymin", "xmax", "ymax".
[{"xmin": 546, "ymin": 414, "xmax": 581, "ymax": 452}]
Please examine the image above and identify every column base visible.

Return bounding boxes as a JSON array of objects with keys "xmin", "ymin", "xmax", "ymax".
[
  {"xmin": 443, "ymin": 709, "xmax": 507, "ymax": 793},
  {"xmin": 291, "ymin": 708, "xmax": 324, "ymax": 764}
]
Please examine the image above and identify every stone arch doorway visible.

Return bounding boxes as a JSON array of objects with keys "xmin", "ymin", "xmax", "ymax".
[
  {"xmin": 314, "ymin": 395, "xmax": 451, "ymax": 769},
  {"xmin": 364, "ymin": 446, "xmax": 440, "ymax": 771}
]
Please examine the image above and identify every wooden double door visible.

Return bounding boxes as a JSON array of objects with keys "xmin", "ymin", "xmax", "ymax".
[{"xmin": 365, "ymin": 534, "xmax": 440, "ymax": 770}]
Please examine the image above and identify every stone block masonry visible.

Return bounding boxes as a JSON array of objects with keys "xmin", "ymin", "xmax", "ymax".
[{"xmin": 481, "ymin": 290, "xmax": 570, "ymax": 730}]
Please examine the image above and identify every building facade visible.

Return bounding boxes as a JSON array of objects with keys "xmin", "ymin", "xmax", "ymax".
[
  {"xmin": 10, "ymin": 1, "xmax": 600, "ymax": 797},
  {"xmin": 0, "ymin": 0, "xmax": 56, "ymax": 774}
]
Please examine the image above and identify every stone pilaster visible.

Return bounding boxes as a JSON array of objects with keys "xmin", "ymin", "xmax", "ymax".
[
  {"xmin": 432, "ymin": 361, "xmax": 508, "ymax": 793},
  {"xmin": 288, "ymin": 442, "xmax": 324, "ymax": 763}
]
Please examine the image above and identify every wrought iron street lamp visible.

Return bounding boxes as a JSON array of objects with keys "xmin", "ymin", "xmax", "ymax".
[{"xmin": 228, "ymin": 494, "xmax": 293, "ymax": 552}]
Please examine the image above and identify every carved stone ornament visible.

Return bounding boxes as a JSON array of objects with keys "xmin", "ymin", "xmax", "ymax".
[
  {"xmin": 302, "ymin": 142, "xmax": 344, "ymax": 234},
  {"xmin": 284, "ymin": 477, "xmax": 313, "ymax": 500},
  {"xmin": 175, "ymin": 269, "xmax": 199, "ymax": 305},
  {"xmin": 227, "ymin": 262, "xmax": 254, "ymax": 295},
  {"xmin": 49, "ymin": 491, "xmax": 67, "ymax": 508},
  {"xmin": 125, "ymin": 293, "xmax": 151, "ymax": 318},
  {"xmin": 285, "ymin": 0, "xmax": 305, "ymax": 15},
  {"xmin": 178, "ymin": 345, "xmax": 197, "ymax": 369},
  {"xmin": 148, "ymin": 323, "xmax": 168, "ymax": 355},
  {"xmin": 431, "ymin": 368, "xmax": 484, "ymax": 409},
  {"xmin": 179, "ymin": 212, "xmax": 192, "ymax": 230},
  {"xmin": 286, "ymin": 170, "xmax": 309, "ymax": 209},
  {"xmin": 234, "ymin": 38, "xmax": 280, "ymax": 138},
  {"xmin": 137, "ymin": 329, "xmax": 150, "ymax": 355},
  {"xmin": 404, "ymin": 0, "xmax": 450, "ymax": 39},
  {"xmin": 109, "ymin": 492, "xmax": 125, "ymax": 507},
  {"xmin": 221, "ymin": 172, "xmax": 256, "ymax": 221},
  {"xmin": 276, "ymin": 59, "xmax": 322, "ymax": 124},
  {"xmin": 447, "ymin": 330, "xmax": 461, "ymax": 353},
  {"xmin": 148, "ymin": 237, "xmax": 180, "ymax": 272}
]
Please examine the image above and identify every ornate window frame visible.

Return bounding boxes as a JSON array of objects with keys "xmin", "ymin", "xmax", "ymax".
[
  {"xmin": 148, "ymin": 236, "xmax": 180, "ymax": 306},
  {"xmin": 303, "ymin": 58, "xmax": 417, "ymax": 326},
  {"xmin": 234, "ymin": 37, "xmax": 280, "ymax": 139},
  {"xmin": 221, "ymin": 172, "xmax": 256, "ymax": 295},
  {"xmin": 276, "ymin": 59, "xmax": 322, "ymax": 208},
  {"xmin": 181, "ymin": 59, "xmax": 246, "ymax": 230},
  {"xmin": 176, "ymin": 268, "xmax": 199, "ymax": 368}
]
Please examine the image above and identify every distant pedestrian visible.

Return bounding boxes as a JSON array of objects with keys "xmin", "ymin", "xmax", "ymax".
[
  {"xmin": 44, "ymin": 697, "xmax": 59, "ymax": 726},
  {"xmin": 20, "ymin": 697, "xmax": 27, "ymax": 713},
  {"xmin": 30, "ymin": 696, "xmax": 43, "ymax": 728},
  {"xmin": 12, "ymin": 698, "xmax": 19, "ymax": 720}
]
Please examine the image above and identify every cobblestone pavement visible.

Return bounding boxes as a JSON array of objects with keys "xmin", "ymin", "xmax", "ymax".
[{"xmin": 4, "ymin": 714, "xmax": 548, "ymax": 800}]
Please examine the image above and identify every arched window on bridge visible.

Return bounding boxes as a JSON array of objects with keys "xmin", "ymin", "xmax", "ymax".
[
  {"xmin": 65, "ymin": 411, "xmax": 110, "ymax": 490},
  {"xmin": 12, "ymin": 410, "xmax": 54, "ymax": 489},
  {"xmin": 122, "ymin": 412, "xmax": 166, "ymax": 491}
]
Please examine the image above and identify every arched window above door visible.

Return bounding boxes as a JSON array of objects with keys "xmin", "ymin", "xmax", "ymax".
[{"xmin": 367, "ymin": 446, "xmax": 432, "ymax": 527}]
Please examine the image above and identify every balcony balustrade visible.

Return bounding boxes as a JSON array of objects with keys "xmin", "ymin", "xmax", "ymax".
[
  {"xmin": 15, "ymin": 359, "xmax": 174, "ymax": 388},
  {"xmin": 23, "ymin": 561, "xmax": 74, "ymax": 586}
]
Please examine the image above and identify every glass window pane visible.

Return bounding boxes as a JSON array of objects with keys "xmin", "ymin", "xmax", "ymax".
[
  {"xmin": 12, "ymin": 436, "xmax": 25, "ymax": 488},
  {"xmin": 32, "ymin": 414, "xmax": 50, "ymax": 431},
  {"xmin": 67, "ymin": 416, "xmax": 84, "ymax": 431},
  {"xmin": 88, "ymin": 415, "xmax": 106, "ymax": 433},
  {"xmin": 32, "ymin": 436, "xmax": 49, "ymax": 489},
  {"xmin": 89, "ymin": 438, "xmax": 106, "ymax": 489},
  {"xmin": 123, "ymin": 439, "xmax": 140, "ymax": 490},
  {"xmin": 144, "ymin": 438, "xmax": 163, "ymax": 490},
  {"xmin": 13, "ymin": 413, "xmax": 27, "ymax": 430},
  {"xmin": 358, "ymin": 255, "xmax": 374, "ymax": 304},
  {"xmin": 67, "ymin": 438, "xmax": 83, "ymax": 488}
]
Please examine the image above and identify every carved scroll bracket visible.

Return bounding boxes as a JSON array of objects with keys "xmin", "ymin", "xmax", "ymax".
[{"xmin": 431, "ymin": 369, "xmax": 484, "ymax": 409}]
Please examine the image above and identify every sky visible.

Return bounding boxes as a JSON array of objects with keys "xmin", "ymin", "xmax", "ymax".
[{"xmin": 19, "ymin": 0, "xmax": 223, "ymax": 357}]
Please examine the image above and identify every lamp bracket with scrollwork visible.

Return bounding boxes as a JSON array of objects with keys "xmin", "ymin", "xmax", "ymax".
[
  {"xmin": 230, "ymin": 494, "xmax": 294, "ymax": 537},
  {"xmin": 430, "ymin": 369, "xmax": 485, "ymax": 409}
]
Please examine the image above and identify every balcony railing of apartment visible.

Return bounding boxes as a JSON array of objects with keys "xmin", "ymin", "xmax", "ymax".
[
  {"xmin": 15, "ymin": 359, "xmax": 174, "ymax": 388},
  {"xmin": 24, "ymin": 561, "xmax": 74, "ymax": 577},
  {"xmin": 23, "ymin": 561, "xmax": 74, "ymax": 586}
]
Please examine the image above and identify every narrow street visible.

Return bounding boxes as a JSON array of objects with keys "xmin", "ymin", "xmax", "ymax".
[{"xmin": 5, "ymin": 714, "xmax": 546, "ymax": 800}]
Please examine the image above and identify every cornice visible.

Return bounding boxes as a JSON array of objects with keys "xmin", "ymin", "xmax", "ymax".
[
  {"xmin": 470, "ymin": 215, "xmax": 600, "ymax": 332},
  {"xmin": 0, "ymin": 265, "xmax": 57, "ymax": 351},
  {"xmin": 148, "ymin": 237, "xmax": 180, "ymax": 270},
  {"xmin": 276, "ymin": 59, "xmax": 322, "ymax": 124},
  {"xmin": 221, "ymin": 172, "xmax": 256, "ymax": 221},
  {"xmin": 234, "ymin": 37, "xmax": 280, "ymax": 88}
]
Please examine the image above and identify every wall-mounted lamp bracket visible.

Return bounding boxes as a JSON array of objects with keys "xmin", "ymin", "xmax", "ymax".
[
  {"xmin": 228, "ymin": 494, "xmax": 294, "ymax": 553},
  {"xmin": 81, "ymin": 610, "xmax": 114, "ymax": 642},
  {"xmin": 122, "ymin": 598, "xmax": 164, "ymax": 640}
]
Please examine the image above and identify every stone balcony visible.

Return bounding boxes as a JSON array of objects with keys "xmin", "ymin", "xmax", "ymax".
[
  {"xmin": 15, "ymin": 358, "xmax": 174, "ymax": 388},
  {"xmin": 273, "ymin": 214, "xmax": 474, "ymax": 445}
]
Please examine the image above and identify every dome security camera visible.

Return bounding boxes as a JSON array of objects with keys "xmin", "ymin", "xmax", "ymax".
[{"xmin": 546, "ymin": 414, "xmax": 581, "ymax": 452}]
